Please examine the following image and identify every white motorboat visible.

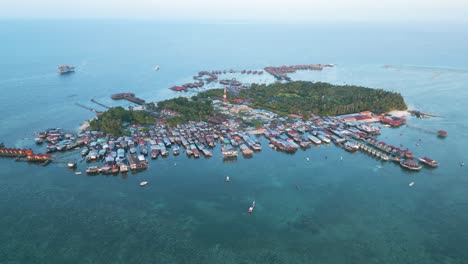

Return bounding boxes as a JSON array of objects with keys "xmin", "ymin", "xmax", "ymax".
[
  {"xmin": 140, "ymin": 181, "xmax": 148, "ymax": 187},
  {"xmin": 248, "ymin": 201, "xmax": 255, "ymax": 214}
]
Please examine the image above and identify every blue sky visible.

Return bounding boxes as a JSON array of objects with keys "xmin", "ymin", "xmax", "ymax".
[{"xmin": 1, "ymin": 0, "xmax": 467, "ymax": 22}]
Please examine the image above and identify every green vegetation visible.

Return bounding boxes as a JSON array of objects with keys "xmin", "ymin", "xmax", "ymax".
[
  {"xmin": 193, "ymin": 88, "xmax": 224, "ymax": 99},
  {"xmin": 157, "ymin": 96, "xmax": 214, "ymax": 126},
  {"xmin": 235, "ymin": 81, "xmax": 407, "ymax": 116},
  {"xmin": 89, "ymin": 106, "xmax": 154, "ymax": 136}
]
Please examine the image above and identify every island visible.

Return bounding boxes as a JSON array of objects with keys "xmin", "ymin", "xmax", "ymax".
[{"xmin": 1, "ymin": 76, "xmax": 442, "ymax": 174}]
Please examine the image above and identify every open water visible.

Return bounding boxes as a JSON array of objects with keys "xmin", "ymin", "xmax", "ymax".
[{"xmin": 1, "ymin": 20, "xmax": 468, "ymax": 264}]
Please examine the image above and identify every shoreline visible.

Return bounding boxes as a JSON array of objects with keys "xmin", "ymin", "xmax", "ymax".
[
  {"xmin": 78, "ymin": 121, "xmax": 90, "ymax": 132},
  {"xmin": 388, "ymin": 110, "xmax": 410, "ymax": 118}
]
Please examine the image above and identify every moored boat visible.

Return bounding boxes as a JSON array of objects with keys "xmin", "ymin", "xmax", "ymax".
[
  {"xmin": 308, "ymin": 135, "xmax": 321, "ymax": 145},
  {"xmin": 343, "ymin": 141, "xmax": 359, "ymax": 152},
  {"xmin": 240, "ymin": 144, "xmax": 253, "ymax": 156},
  {"xmin": 317, "ymin": 135, "xmax": 330, "ymax": 144},
  {"xmin": 399, "ymin": 159, "xmax": 422, "ymax": 171},
  {"xmin": 173, "ymin": 145, "xmax": 180, "ymax": 155},
  {"xmin": 120, "ymin": 164, "xmax": 128, "ymax": 173},
  {"xmin": 418, "ymin": 157, "xmax": 439, "ymax": 167},
  {"xmin": 221, "ymin": 144, "xmax": 238, "ymax": 159},
  {"xmin": 85, "ymin": 166, "xmax": 100, "ymax": 174}
]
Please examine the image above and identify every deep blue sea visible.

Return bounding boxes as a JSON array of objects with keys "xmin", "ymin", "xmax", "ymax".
[{"xmin": 1, "ymin": 20, "xmax": 468, "ymax": 264}]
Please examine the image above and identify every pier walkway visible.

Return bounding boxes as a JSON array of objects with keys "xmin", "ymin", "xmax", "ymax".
[
  {"xmin": 75, "ymin": 103, "xmax": 103, "ymax": 114},
  {"xmin": 90, "ymin": 99, "xmax": 112, "ymax": 109}
]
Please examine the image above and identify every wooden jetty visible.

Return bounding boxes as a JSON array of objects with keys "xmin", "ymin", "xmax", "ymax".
[
  {"xmin": 111, "ymin": 93, "xmax": 145, "ymax": 105},
  {"xmin": 406, "ymin": 123, "xmax": 447, "ymax": 137},
  {"xmin": 90, "ymin": 99, "xmax": 111, "ymax": 109},
  {"xmin": 75, "ymin": 103, "xmax": 103, "ymax": 114}
]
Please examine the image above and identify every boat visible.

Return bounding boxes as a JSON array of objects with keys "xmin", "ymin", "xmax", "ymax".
[
  {"xmin": 120, "ymin": 164, "xmax": 128, "ymax": 173},
  {"xmin": 173, "ymin": 145, "xmax": 180, "ymax": 155},
  {"xmin": 85, "ymin": 166, "xmax": 99, "ymax": 174},
  {"xmin": 418, "ymin": 157, "xmax": 439, "ymax": 167},
  {"xmin": 248, "ymin": 201, "xmax": 255, "ymax": 214},
  {"xmin": 358, "ymin": 123, "xmax": 381, "ymax": 135},
  {"xmin": 317, "ymin": 135, "xmax": 330, "ymax": 144},
  {"xmin": 111, "ymin": 165, "xmax": 119, "ymax": 174},
  {"xmin": 343, "ymin": 141, "xmax": 359, "ymax": 152},
  {"xmin": 399, "ymin": 159, "xmax": 422, "ymax": 171},
  {"xmin": 58, "ymin": 65, "xmax": 75, "ymax": 74},
  {"xmin": 35, "ymin": 138, "xmax": 43, "ymax": 144},
  {"xmin": 221, "ymin": 144, "xmax": 237, "ymax": 159},
  {"xmin": 226, "ymin": 176, "xmax": 230, "ymax": 182},
  {"xmin": 67, "ymin": 161, "xmax": 77, "ymax": 169},
  {"xmin": 75, "ymin": 171, "xmax": 82, "ymax": 175},
  {"xmin": 140, "ymin": 181, "xmax": 148, "ymax": 187},
  {"xmin": 140, "ymin": 146, "xmax": 148, "ymax": 156},
  {"xmin": 308, "ymin": 135, "xmax": 321, "ymax": 145},
  {"xmin": 438, "ymin": 130, "xmax": 447, "ymax": 137},
  {"xmin": 155, "ymin": 65, "xmax": 160, "ymax": 71},
  {"xmin": 409, "ymin": 182, "xmax": 415, "ymax": 187},
  {"xmin": 150, "ymin": 149, "xmax": 158, "ymax": 159},
  {"xmin": 300, "ymin": 141, "xmax": 312, "ymax": 148},
  {"xmin": 240, "ymin": 144, "xmax": 253, "ymax": 156}
]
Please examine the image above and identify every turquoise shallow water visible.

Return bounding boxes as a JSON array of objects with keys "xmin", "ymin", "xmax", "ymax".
[{"xmin": 1, "ymin": 21, "xmax": 468, "ymax": 263}]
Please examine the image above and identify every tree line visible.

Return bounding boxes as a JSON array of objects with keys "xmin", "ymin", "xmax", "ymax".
[
  {"xmin": 157, "ymin": 96, "xmax": 214, "ymax": 126},
  {"xmin": 89, "ymin": 106, "xmax": 154, "ymax": 136},
  {"xmin": 233, "ymin": 81, "xmax": 407, "ymax": 116}
]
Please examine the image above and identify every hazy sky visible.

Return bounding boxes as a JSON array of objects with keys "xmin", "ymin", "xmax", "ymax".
[{"xmin": 1, "ymin": 0, "xmax": 467, "ymax": 22}]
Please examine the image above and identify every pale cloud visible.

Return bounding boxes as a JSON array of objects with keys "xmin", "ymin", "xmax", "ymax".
[{"xmin": 1, "ymin": 0, "xmax": 467, "ymax": 21}]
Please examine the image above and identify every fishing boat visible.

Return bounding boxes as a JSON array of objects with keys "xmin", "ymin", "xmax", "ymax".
[
  {"xmin": 75, "ymin": 171, "xmax": 82, "ymax": 175},
  {"xmin": 409, "ymin": 182, "xmax": 415, "ymax": 187},
  {"xmin": 418, "ymin": 157, "xmax": 439, "ymax": 168},
  {"xmin": 248, "ymin": 201, "xmax": 255, "ymax": 214},
  {"xmin": 85, "ymin": 166, "xmax": 99, "ymax": 175},
  {"xmin": 58, "ymin": 65, "xmax": 75, "ymax": 74},
  {"xmin": 155, "ymin": 65, "xmax": 160, "ymax": 71},
  {"xmin": 226, "ymin": 176, "xmax": 230, "ymax": 182},
  {"xmin": 343, "ymin": 141, "xmax": 359, "ymax": 152},
  {"xmin": 140, "ymin": 181, "xmax": 148, "ymax": 187},
  {"xmin": 120, "ymin": 164, "xmax": 128, "ymax": 173}
]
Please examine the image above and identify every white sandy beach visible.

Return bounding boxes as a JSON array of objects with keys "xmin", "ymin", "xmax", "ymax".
[
  {"xmin": 78, "ymin": 121, "xmax": 90, "ymax": 131},
  {"xmin": 388, "ymin": 110, "xmax": 410, "ymax": 117}
]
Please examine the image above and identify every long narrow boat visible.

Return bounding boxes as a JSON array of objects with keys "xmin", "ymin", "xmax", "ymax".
[{"xmin": 418, "ymin": 157, "xmax": 439, "ymax": 167}]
